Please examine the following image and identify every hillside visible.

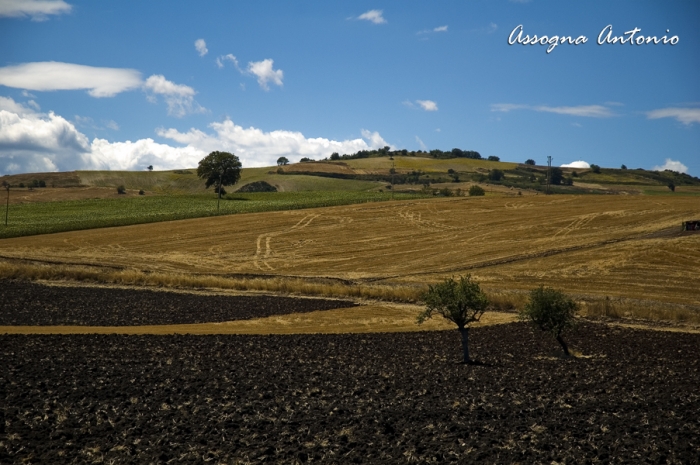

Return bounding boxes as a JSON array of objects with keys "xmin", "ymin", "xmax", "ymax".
[{"xmin": 3, "ymin": 157, "xmax": 698, "ymax": 203}]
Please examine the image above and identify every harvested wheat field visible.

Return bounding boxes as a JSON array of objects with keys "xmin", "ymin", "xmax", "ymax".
[{"xmin": 1, "ymin": 195, "xmax": 698, "ymax": 309}]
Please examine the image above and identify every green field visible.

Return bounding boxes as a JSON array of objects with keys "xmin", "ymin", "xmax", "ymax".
[{"xmin": 0, "ymin": 191, "xmax": 424, "ymax": 239}]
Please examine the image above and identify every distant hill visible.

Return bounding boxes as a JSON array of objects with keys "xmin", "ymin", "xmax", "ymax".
[{"xmin": 2, "ymin": 157, "xmax": 699, "ymax": 196}]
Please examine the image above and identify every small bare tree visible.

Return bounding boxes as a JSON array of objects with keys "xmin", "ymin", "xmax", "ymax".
[{"xmin": 417, "ymin": 275, "xmax": 489, "ymax": 364}]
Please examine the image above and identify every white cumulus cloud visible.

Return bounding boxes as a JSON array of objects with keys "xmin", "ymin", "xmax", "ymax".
[
  {"xmin": 0, "ymin": 0, "xmax": 71, "ymax": 20},
  {"xmin": 0, "ymin": 96, "xmax": 39, "ymax": 116},
  {"xmin": 247, "ymin": 59, "xmax": 283, "ymax": 91},
  {"xmin": 0, "ymin": 108, "xmax": 99, "ymax": 173},
  {"xmin": 194, "ymin": 38, "xmax": 208, "ymax": 56},
  {"xmin": 646, "ymin": 107, "xmax": 700, "ymax": 125},
  {"xmin": 652, "ymin": 159, "xmax": 688, "ymax": 174},
  {"xmin": 416, "ymin": 100, "xmax": 438, "ymax": 111},
  {"xmin": 0, "ymin": 103, "xmax": 392, "ymax": 174},
  {"xmin": 142, "ymin": 74, "xmax": 205, "ymax": 117},
  {"xmin": 560, "ymin": 160, "xmax": 590, "ymax": 169},
  {"xmin": 358, "ymin": 9, "xmax": 386, "ymax": 24},
  {"xmin": 157, "ymin": 120, "xmax": 391, "ymax": 167}
]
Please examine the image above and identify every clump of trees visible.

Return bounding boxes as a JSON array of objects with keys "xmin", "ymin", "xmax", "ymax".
[
  {"xmin": 487, "ymin": 155, "xmax": 500, "ymax": 162},
  {"xmin": 417, "ymin": 275, "xmax": 489, "ymax": 364},
  {"xmin": 519, "ymin": 286, "xmax": 578, "ymax": 356},
  {"xmin": 197, "ymin": 151, "xmax": 242, "ymax": 199},
  {"xmin": 277, "ymin": 157, "xmax": 289, "ymax": 166}
]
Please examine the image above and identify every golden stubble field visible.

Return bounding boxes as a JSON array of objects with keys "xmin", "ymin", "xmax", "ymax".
[{"xmin": 1, "ymin": 194, "xmax": 698, "ymax": 309}]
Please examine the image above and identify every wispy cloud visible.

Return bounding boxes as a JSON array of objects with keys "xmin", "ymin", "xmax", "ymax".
[
  {"xmin": 416, "ymin": 100, "xmax": 438, "ymax": 112},
  {"xmin": 415, "ymin": 136, "xmax": 427, "ymax": 150},
  {"xmin": 0, "ymin": 0, "xmax": 71, "ymax": 21},
  {"xmin": 418, "ymin": 25, "xmax": 448, "ymax": 35},
  {"xmin": 216, "ymin": 54, "xmax": 241, "ymax": 71},
  {"xmin": 194, "ymin": 39, "xmax": 208, "ymax": 57},
  {"xmin": 0, "ymin": 62, "xmax": 142, "ymax": 97},
  {"xmin": 357, "ymin": 9, "xmax": 386, "ymax": 24},
  {"xmin": 247, "ymin": 59, "xmax": 283, "ymax": 90},
  {"xmin": 143, "ymin": 75, "xmax": 206, "ymax": 117},
  {"xmin": 486, "ymin": 22, "xmax": 498, "ymax": 33},
  {"xmin": 491, "ymin": 103, "xmax": 615, "ymax": 118},
  {"xmin": 646, "ymin": 107, "xmax": 700, "ymax": 125},
  {"xmin": 652, "ymin": 158, "xmax": 688, "ymax": 174}
]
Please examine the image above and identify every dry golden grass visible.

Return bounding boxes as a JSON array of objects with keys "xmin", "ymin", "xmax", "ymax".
[
  {"xmin": 1, "ymin": 194, "xmax": 698, "ymax": 326},
  {"xmin": 0, "ymin": 303, "xmax": 517, "ymax": 335}
]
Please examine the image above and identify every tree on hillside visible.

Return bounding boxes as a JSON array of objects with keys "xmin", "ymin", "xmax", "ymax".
[
  {"xmin": 525, "ymin": 159, "xmax": 536, "ymax": 165},
  {"xmin": 330, "ymin": 152, "xmax": 340, "ymax": 160},
  {"xmin": 550, "ymin": 167, "xmax": 564, "ymax": 185},
  {"xmin": 519, "ymin": 286, "xmax": 578, "ymax": 356},
  {"xmin": 147, "ymin": 165, "xmax": 153, "ymax": 171},
  {"xmin": 417, "ymin": 275, "xmax": 489, "ymax": 364},
  {"xmin": 488, "ymin": 169, "xmax": 504, "ymax": 181},
  {"xmin": 277, "ymin": 157, "xmax": 289, "ymax": 166},
  {"xmin": 197, "ymin": 151, "xmax": 242, "ymax": 199},
  {"xmin": 487, "ymin": 155, "xmax": 500, "ymax": 162},
  {"xmin": 590, "ymin": 164, "xmax": 601, "ymax": 174}
]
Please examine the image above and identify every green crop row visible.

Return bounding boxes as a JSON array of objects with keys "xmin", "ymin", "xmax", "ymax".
[{"xmin": 0, "ymin": 191, "xmax": 425, "ymax": 239}]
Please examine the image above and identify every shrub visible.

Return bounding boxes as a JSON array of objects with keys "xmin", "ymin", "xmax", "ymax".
[
  {"xmin": 138, "ymin": 190, "xmax": 145, "ymax": 195},
  {"xmin": 18, "ymin": 183, "xmax": 24, "ymax": 188},
  {"xmin": 417, "ymin": 275, "xmax": 489, "ymax": 364},
  {"xmin": 590, "ymin": 164, "xmax": 601, "ymax": 174},
  {"xmin": 488, "ymin": 155, "xmax": 500, "ymax": 162},
  {"xmin": 519, "ymin": 286, "xmax": 578, "ymax": 356},
  {"xmin": 38, "ymin": 180, "xmax": 46, "ymax": 188},
  {"xmin": 439, "ymin": 188, "xmax": 453, "ymax": 197},
  {"xmin": 621, "ymin": 164, "xmax": 627, "ymax": 170},
  {"xmin": 117, "ymin": 185, "xmax": 126, "ymax": 194},
  {"xmin": 469, "ymin": 185, "xmax": 485, "ymax": 196},
  {"xmin": 668, "ymin": 182, "xmax": 675, "ymax": 192}
]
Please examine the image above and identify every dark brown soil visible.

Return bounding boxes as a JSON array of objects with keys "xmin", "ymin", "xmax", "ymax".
[
  {"xmin": 0, "ymin": 279, "xmax": 356, "ymax": 326},
  {"xmin": 2, "ymin": 322, "xmax": 698, "ymax": 464}
]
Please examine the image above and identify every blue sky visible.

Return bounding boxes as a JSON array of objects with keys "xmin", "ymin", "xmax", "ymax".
[{"xmin": 1, "ymin": 0, "xmax": 698, "ymax": 175}]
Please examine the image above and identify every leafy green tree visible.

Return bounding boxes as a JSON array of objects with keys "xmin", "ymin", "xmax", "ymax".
[
  {"xmin": 277, "ymin": 156, "xmax": 289, "ymax": 166},
  {"xmin": 590, "ymin": 164, "xmax": 601, "ymax": 174},
  {"xmin": 469, "ymin": 185, "xmax": 485, "ymax": 196},
  {"xmin": 550, "ymin": 167, "xmax": 564, "ymax": 185},
  {"xmin": 487, "ymin": 155, "xmax": 500, "ymax": 162},
  {"xmin": 147, "ymin": 165, "xmax": 153, "ymax": 171},
  {"xmin": 525, "ymin": 159, "xmax": 536, "ymax": 165},
  {"xmin": 668, "ymin": 182, "xmax": 675, "ymax": 192},
  {"xmin": 488, "ymin": 169, "xmax": 504, "ymax": 181},
  {"xmin": 620, "ymin": 164, "xmax": 627, "ymax": 170},
  {"xmin": 417, "ymin": 275, "xmax": 489, "ymax": 364},
  {"xmin": 519, "ymin": 286, "xmax": 578, "ymax": 356},
  {"xmin": 330, "ymin": 152, "xmax": 340, "ymax": 160},
  {"xmin": 197, "ymin": 151, "xmax": 242, "ymax": 199}
]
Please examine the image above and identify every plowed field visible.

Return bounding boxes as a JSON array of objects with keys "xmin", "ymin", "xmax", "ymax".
[{"xmin": 2, "ymin": 323, "xmax": 698, "ymax": 464}]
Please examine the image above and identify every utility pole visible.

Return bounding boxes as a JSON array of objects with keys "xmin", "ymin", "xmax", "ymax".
[
  {"xmin": 4, "ymin": 184, "xmax": 9, "ymax": 226},
  {"xmin": 546, "ymin": 156, "xmax": 552, "ymax": 195},
  {"xmin": 391, "ymin": 159, "xmax": 395, "ymax": 200},
  {"xmin": 217, "ymin": 171, "xmax": 222, "ymax": 213}
]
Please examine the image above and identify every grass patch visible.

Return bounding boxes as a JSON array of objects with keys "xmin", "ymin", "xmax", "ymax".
[{"xmin": 0, "ymin": 191, "xmax": 424, "ymax": 239}]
